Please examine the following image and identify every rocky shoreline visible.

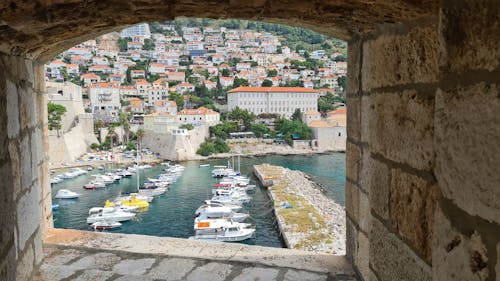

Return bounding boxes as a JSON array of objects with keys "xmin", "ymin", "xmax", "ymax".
[{"xmin": 254, "ymin": 164, "xmax": 346, "ymax": 255}]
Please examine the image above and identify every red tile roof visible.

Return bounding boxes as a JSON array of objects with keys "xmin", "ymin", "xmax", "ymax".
[{"xmin": 228, "ymin": 87, "xmax": 319, "ymax": 93}]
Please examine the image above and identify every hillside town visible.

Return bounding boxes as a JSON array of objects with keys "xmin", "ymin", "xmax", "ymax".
[{"xmin": 45, "ymin": 21, "xmax": 348, "ymax": 164}]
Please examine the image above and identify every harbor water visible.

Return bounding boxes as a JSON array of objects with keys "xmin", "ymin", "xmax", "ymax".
[{"xmin": 52, "ymin": 153, "xmax": 346, "ymax": 248}]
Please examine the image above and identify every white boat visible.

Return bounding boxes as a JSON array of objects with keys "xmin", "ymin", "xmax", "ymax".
[
  {"xmin": 106, "ymin": 173, "xmax": 122, "ymax": 181},
  {"xmin": 86, "ymin": 207, "xmax": 135, "ymax": 224},
  {"xmin": 83, "ymin": 181, "xmax": 106, "ymax": 190},
  {"xmin": 50, "ymin": 176, "xmax": 63, "ymax": 184},
  {"xmin": 91, "ymin": 221, "xmax": 122, "ymax": 230},
  {"xmin": 202, "ymin": 200, "xmax": 243, "ymax": 212},
  {"xmin": 93, "ymin": 175, "xmax": 114, "ymax": 184},
  {"xmin": 55, "ymin": 189, "xmax": 80, "ymax": 199},
  {"xmin": 98, "ymin": 166, "xmax": 105, "ymax": 170},
  {"xmin": 189, "ymin": 219, "xmax": 255, "ymax": 242},
  {"xmin": 195, "ymin": 206, "xmax": 250, "ymax": 222},
  {"xmin": 87, "ymin": 166, "xmax": 93, "ymax": 171},
  {"xmin": 199, "ymin": 164, "xmax": 210, "ymax": 167},
  {"xmin": 211, "ymin": 189, "xmax": 251, "ymax": 204}
]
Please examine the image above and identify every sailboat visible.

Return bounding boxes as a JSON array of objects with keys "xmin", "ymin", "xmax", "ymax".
[{"xmin": 116, "ymin": 144, "xmax": 149, "ymax": 209}]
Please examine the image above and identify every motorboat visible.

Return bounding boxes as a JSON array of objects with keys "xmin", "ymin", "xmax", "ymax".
[
  {"xmin": 91, "ymin": 221, "xmax": 122, "ymax": 230},
  {"xmin": 50, "ymin": 176, "xmax": 63, "ymax": 184},
  {"xmin": 195, "ymin": 206, "xmax": 250, "ymax": 223},
  {"xmin": 106, "ymin": 173, "xmax": 122, "ymax": 181},
  {"xmin": 211, "ymin": 189, "xmax": 251, "ymax": 204},
  {"xmin": 87, "ymin": 166, "xmax": 93, "ymax": 171},
  {"xmin": 93, "ymin": 175, "xmax": 114, "ymax": 184},
  {"xmin": 189, "ymin": 219, "xmax": 255, "ymax": 242},
  {"xmin": 199, "ymin": 164, "xmax": 210, "ymax": 167},
  {"xmin": 117, "ymin": 193, "xmax": 150, "ymax": 208},
  {"xmin": 98, "ymin": 166, "xmax": 105, "ymax": 170},
  {"xmin": 104, "ymin": 200, "xmax": 138, "ymax": 212},
  {"xmin": 83, "ymin": 181, "xmax": 106, "ymax": 190},
  {"xmin": 55, "ymin": 189, "xmax": 80, "ymax": 199},
  {"xmin": 52, "ymin": 204, "xmax": 59, "ymax": 210},
  {"xmin": 86, "ymin": 207, "xmax": 136, "ymax": 224},
  {"xmin": 202, "ymin": 200, "xmax": 243, "ymax": 212}
]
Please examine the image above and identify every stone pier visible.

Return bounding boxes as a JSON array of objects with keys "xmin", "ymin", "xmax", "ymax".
[{"xmin": 253, "ymin": 164, "xmax": 346, "ymax": 255}]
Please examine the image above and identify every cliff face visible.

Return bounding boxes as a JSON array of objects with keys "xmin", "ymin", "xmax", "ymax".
[{"xmin": 142, "ymin": 126, "xmax": 209, "ymax": 161}]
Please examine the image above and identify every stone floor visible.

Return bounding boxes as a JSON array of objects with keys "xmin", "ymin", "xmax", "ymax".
[{"xmin": 34, "ymin": 229, "xmax": 356, "ymax": 281}]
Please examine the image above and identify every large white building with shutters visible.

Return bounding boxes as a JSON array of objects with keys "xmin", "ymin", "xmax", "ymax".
[{"xmin": 227, "ymin": 87, "xmax": 319, "ymax": 118}]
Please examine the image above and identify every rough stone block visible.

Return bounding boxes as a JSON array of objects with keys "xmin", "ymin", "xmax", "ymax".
[
  {"xmin": 16, "ymin": 186, "xmax": 40, "ymax": 252},
  {"xmin": 43, "ymin": 249, "xmax": 85, "ymax": 265},
  {"xmin": 33, "ymin": 228, "xmax": 43, "ymax": 265},
  {"xmin": 147, "ymin": 258, "xmax": 197, "ymax": 280},
  {"xmin": 435, "ymin": 82, "xmax": 500, "ymax": 225},
  {"xmin": 0, "ymin": 244, "xmax": 16, "ymax": 281},
  {"xmin": 69, "ymin": 252, "xmax": 121, "ymax": 271},
  {"xmin": 71, "ymin": 269, "xmax": 114, "ymax": 281},
  {"xmin": 345, "ymin": 182, "xmax": 360, "ymax": 223},
  {"xmin": 356, "ymin": 231, "xmax": 370, "ymax": 281},
  {"xmin": 112, "ymin": 258, "xmax": 155, "ymax": 276},
  {"xmin": 358, "ymin": 190, "xmax": 371, "ymax": 234},
  {"xmin": 360, "ymin": 154, "xmax": 390, "ymax": 220},
  {"xmin": 346, "ymin": 39, "xmax": 361, "ymax": 97},
  {"xmin": 440, "ymin": 0, "xmax": 499, "ymax": 73},
  {"xmin": 370, "ymin": 218, "xmax": 431, "ymax": 281},
  {"xmin": 432, "ymin": 205, "xmax": 489, "ymax": 281},
  {"xmin": 36, "ymin": 264, "xmax": 75, "ymax": 281},
  {"xmin": 185, "ymin": 262, "xmax": 233, "ymax": 281},
  {"xmin": 360, "ymin": 95, "xmax": 371, "ymax": 144},
  {"xmin": 233, "ymin": 267, "xmax": 279, "ymax": 281},
  {"xmin": 390, "ymin": 169, "xmax": 437, "ymax": 263},
  {"xmin": 346, "ymin": 96, "xmax": 361, "ymax": 141},
  {"xmin": 31, "ymin": 128, "xmax": 43, "ymax": 167},
  {"xmin": 20, "ymin": 135, "xmax": 32, "ymax": 190},
  {"xmin": 496, "ymin": 242, "xmax": 500, "ymax": 281},
  {"xmin": 283, "ymin": 269, "xmax": 327, "ymax": 281},
  {"xmin": 19, "ymin": 87, "xmax": 37, "ymax": 130},
  {"xmin": 8, "ymin": 141, "xmax": 21, "ymax": 198},
  {"xmin": 345, "ymin": 217, "xmax": 358, "ymax": 264},
  {"xmin": 6, "ymin": 79, "xmax": 20, "ymax": 139},
  {"xmin": 367, "ymin": 90, "xmax": 435, "ymax": 170},
  {"xmin": 346, "ymin": 141, "xmax": 361, "ymax": 182},
  {"xmin": 362, "ymin": 27, "xmax": 440, "ymax": 91},
  {"xmin": 15, "ymin": 242, "xmax": 34, "ymax": 281},
  {"xmin": 0, "ymin": 163, "xmax": 15, "ymax": 249}
]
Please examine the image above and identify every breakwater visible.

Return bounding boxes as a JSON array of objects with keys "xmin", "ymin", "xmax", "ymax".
[{"xmin": 253, "ymin": 164, "xmax": 346, "ymax": 255}]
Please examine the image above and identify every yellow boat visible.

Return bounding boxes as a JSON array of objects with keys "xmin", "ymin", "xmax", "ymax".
[
  {"xmin": 120, "ymin": 193, "xmax": 149, "ymax": 209},
  {"xmin": 104, "ymin": 200, "xmax": 116, "ymax": 208}
]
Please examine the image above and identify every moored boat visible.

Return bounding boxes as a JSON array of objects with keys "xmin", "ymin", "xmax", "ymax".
[
  {"xmin": 55, "ymin": 189, "xmax": 81, "ymax": 199},
  {"xmin": 189, "ymin": 219, "xmax": 255, "ymax": 242}
]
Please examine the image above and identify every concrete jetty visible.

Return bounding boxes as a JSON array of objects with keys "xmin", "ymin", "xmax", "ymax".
[{"xmin": 253, "ymin": 164, "xmax": 346, "ymax": 255}]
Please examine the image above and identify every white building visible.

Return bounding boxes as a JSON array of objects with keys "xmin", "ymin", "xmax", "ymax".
[
  {"xmin": 120, "ymin": 23, "xmax": 151, "ymax": 38},
  {"xmin": 89, "ymin": 82, "xmax": 121, "ymax": 119},
  {"xmin": 177, "ymin": 107, "xmax": 221, "ymax": 127},
  {"xmin": 227, "ymin": 87, "xmax": 319, "ymax": 118}
]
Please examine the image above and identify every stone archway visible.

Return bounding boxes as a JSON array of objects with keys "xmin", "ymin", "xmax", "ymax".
[{"xmin": 1, "ymin": 1, "xmax": 499, "ymax": 280}]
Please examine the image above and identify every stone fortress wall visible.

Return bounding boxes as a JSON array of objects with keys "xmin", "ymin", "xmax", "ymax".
[{"xmin": 0, "ymin": 1, "xmax": 498, "ymax": 280}]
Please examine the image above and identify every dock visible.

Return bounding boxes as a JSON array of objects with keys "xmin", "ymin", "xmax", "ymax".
[{"xmin": 253, "ymin": 164, "xmax": 346, "ymax": 255}]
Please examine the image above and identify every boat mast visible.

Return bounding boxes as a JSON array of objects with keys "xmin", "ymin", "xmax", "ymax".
[{"xmin": 136, "ymin": 143, "xmax": 140, "ymax": 192}]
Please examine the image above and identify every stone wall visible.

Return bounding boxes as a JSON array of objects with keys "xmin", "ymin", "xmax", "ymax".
[
  {"xmin": 345, "ymin": 1, "xmax": 500, "ymax": 280},
  {"xmin": 142, "ymin": 126, "xmax": 209, "ymax": 161},
  {"xmin": 0, "ymin": 55, "xmax": 49, "ymax": 280}
]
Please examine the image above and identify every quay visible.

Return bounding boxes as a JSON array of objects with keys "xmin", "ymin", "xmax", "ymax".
[{"xmin": 253, "ymin": 164, "xmax": 346, "ymax": 255}]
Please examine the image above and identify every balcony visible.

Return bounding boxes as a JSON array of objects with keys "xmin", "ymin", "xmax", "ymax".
[{"xmin": 36, "ymin": 229, "xmax": 355, "ymax": 280}]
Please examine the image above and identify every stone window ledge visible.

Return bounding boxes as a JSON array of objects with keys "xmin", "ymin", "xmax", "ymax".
[{"xmin": 41, "ymin": 228, "xmax": 354, "ymax": 279}]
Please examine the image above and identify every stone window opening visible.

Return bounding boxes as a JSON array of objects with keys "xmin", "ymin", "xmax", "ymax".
[{"xmin": 0, "ymin": 3, "xmax": 498, "ymax": 281}]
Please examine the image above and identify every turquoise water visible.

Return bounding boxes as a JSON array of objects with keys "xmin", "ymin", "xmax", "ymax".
[{"xmin": 52, "ymin": 153, "xmax": 345, "ymax": 248}]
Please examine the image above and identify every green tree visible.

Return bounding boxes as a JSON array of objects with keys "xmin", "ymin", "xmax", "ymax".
[
  {"xmin": 180, "ymin": 124, "xmax": 194, "ymax": 130},
  {"xmin": 136, "ymin": 129, "xmax": 145, "ymax": 150},
  {"xmin": 142, "ymin": 38, "xmax": 155, "ymax": 51},
  {"xmin": 261, "ymin": 79, "xmax": 273, "ymax": 87},
  {"xmin": 267, "ymin": 69, "xmax": 278, "ymax": 77},
  {"xmin": 168, "ymin": 91, "xmax": 185, "ymax": 110},
  {"xmin": 228, "ymin": 107, "xmax": 255, "ymax": 130},
  {"xmin": 275, "ymin": 118, "xmax": 312, "ymax": 145},
  {"xmin": 118, "ymin": 110, "xmax": 130, "ymax": 144},
  {"xmin": 196, "ymin": 141, "xmax": 216, "ymax": 156},
  {"xmin": 119, "ymin": 37, "xmax": 131, "ymax": 52},
  {"xmin": 249, "ymin": 123, "xmax": 270, "ymax": 138},
  {"xmin": 233, "ymin": 77, "xmax": 249, "ymax": 88},
  {"xmin": 291, "ymin": 108, "xmax": 303, "ymax": 122},
  {"xmin": 337, "ymin": 76, "xmax": 346, "ymax": 92},
  {"xmin": 221, "ymin": 68, "xmax": 231, "ymax": 77},
  {"xmin": 47, "ymin": 102, "xmax": 67, "ymax": 135}
]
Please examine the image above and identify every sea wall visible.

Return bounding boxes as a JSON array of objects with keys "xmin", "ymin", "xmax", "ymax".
[
  {"xmin": 48, "ymin": 122, "xmax": 98, "ymax": 165},
  {"xmin": 142, "ymin": 126, "xmax": 209, "ymax": 161},
  {"xmin": 253, "ymin": 164, "xmax": 346, "ymax": 255}
]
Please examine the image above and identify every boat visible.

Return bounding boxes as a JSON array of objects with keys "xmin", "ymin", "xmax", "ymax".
[
  {"xmin": 91, "ymin": 221, "xmax": 122, "ymax": 230},
  {"xmin": 106, "ymin": 172, "xmax": 122, "ymax": 181},
  {"xmin": 86, "ymin": 207, "xmax": 136, "ymax": 224},
  {"xmin": 52, "ymin": 204, "xmax": 59, "ymax": 210},
  {"xmin": 54, "ymin": 189, "xmax": 80, "ymax": 199},
  {"xmin": 195, "ymin": 206, "xmax": 250, "ymax": 222},
  {"xmin": 199, "ymin": 164, "xmax": 210, "ymax": 168},
  {"xmin": 50, "ymin": 176, "xmax": 63, "ymax": 184},
  {"xmin": 211, "ymin": 189, "xmax": 251, "ymax": 204},
  {"xmin": 118, "ymin": 193, "xmax": 149, "ymax": 208},
  {"xmin": 83, "ymin": 181, "xmax": 105, "ymax": 190},
  {"xmin": 202, "ymin": 200, "xmax": 243, "ymax": 212},
  {"xmin": 189, "ymin": 219, "xmax": 255, "ymax": 242},
  {"xmin": 93, "ymin": 175, "xmax": 114, "ymax": 184},
  {"xmin": 104, "ymin": 200, "xmax": 138, "ymax": 212},
  {"xmin": 98, "ymin": 166, "xmax": 105, "ymax": 170},
  {"xmin": 87, "ymin": 166, "xmax": 93, "ymax": 171}
]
